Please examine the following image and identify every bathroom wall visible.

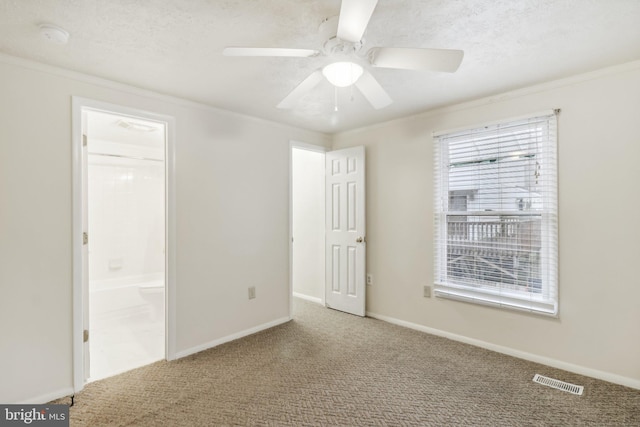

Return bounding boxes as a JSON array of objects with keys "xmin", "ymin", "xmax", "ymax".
[
  {"xmin": 87, "ymin": 135, "xmax": 166, "ymax": 380},
  {"xmin": 88, "ymin": 139, "xmax": 165, "ymax": 287}
]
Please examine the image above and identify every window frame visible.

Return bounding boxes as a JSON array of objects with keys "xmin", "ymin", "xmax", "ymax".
[{"xmin": 433, "ymin": 111, "xmax": 559, "ymax": 316}]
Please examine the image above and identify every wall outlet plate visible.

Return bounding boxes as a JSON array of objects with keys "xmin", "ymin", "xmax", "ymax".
[
  {"xmin": 367, "ymin": 274, "xmax": 373, "ymax": 285},
  {"xmin": 248, "ymin": 286, "xmax": 256, "ymax": 299},
  {"xmin": 423, "ymin": 285, "xmax": 431, "ymax": 298}
]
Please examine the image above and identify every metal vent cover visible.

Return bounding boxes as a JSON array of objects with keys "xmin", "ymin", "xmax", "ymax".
[{"xmin": 533, "ymin": 374, "xmax": 584, "ymax": 395}]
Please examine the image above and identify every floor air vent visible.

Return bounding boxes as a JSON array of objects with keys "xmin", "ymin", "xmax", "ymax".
[{"xmin": 533, "ymin": 374, "xmax": 584, "ymax": 395}]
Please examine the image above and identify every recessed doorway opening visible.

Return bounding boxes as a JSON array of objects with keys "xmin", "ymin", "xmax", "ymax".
[
  {"xmin": 72, "ymin": 98, "xmax": 176, "ymax": 391},
  {"xmin": 86, "ymin": 110, "xmax": 166, "ymax": 381},
  {"xmin": 291, "ymin": 145, "xmax": 326, "ymax": 306},
  {"xmin": 289, "ymin": 142, "xmax": 367, "ymax": 318}
]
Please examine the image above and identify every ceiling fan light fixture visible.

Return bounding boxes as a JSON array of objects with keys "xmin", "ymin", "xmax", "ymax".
[{"xmin": 322, "ymin": 61, "xmax": 364, "ymax": 88}]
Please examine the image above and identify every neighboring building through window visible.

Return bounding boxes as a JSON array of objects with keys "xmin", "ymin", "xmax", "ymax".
[{"xmin": 433, "ymin": 111, "xmax": 558, "ymax": 315}]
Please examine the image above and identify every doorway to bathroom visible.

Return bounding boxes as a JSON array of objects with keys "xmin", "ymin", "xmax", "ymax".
[{"xmin": 74, "ymin": 103, "xmax": 171, "ymax": 383}]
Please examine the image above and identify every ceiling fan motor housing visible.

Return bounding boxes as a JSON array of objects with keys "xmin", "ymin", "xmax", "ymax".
[{"xmin": 320, "ymin": 16, "xmax": 363, "ymax": 56}]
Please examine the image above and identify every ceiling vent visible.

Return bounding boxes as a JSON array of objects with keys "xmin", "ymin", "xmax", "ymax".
[{"xmin": 116, "ymin": 119, "xmax": 159, "ymax": 133}]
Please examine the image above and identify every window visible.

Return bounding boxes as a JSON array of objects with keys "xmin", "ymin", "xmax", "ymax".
[{"xmin": 434, "ymin": 111, "xmax": 558, "ymax": 315}]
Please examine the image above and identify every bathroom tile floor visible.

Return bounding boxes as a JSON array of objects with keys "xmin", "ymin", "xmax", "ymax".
[{"xmin": 89, "ymin": 303, "xmax": 164, "ymax": 382}]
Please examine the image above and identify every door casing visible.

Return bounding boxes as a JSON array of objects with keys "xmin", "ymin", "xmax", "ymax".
[
  {"xmin": 289, "ymin": 142, "xmax": 366, "ymax": 318},
  {"xmin": 71, "ymin": 97, "xmax": 177, "ymax": 392}
]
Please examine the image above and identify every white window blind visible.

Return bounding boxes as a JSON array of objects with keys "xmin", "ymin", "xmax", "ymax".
[{"xmin": 433, "ymin": 111, "xmax": 558, "ymax": 316}]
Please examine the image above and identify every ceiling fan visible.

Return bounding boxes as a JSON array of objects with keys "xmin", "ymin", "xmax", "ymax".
[{"xmin": 223, "ymin": 0, "xmax": 463, "ymax": 110}]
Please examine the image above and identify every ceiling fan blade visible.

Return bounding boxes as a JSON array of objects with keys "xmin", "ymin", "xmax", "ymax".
[
  {"xmin": 369, "ymin": 47, "xmax": 464, "ymax": 72},
  {"xmin": 223, "ymin": 47, "xmax": 319, "ymax": 57},
  {"xmin": 337, "ymin": 0, "xmax": 378, "ymax": 43},
  {"xmin": 355, "ymin": 70, "xmax": 392, "ymax": 110},
  {"xmin": 277, "ymin": 70, "xmax": 324, "ymax": 109}
]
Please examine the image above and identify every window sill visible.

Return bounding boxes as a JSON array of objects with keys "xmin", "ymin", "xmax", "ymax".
[{"xmin": 434, "ymin": 284, "xmax": 558, "ymax": 317}]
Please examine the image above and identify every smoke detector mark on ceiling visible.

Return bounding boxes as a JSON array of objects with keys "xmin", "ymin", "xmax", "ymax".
[{"xmin": 39, "ymin": 24, "xmax": 70, "ymax": 45}]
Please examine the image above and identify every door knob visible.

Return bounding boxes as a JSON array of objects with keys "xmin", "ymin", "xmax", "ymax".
[{"xmin": 356, "ymin": 237, "xmax": 364, "ymax": 243}]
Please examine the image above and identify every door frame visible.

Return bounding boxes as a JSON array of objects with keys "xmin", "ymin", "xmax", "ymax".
[
  {"xmin": 288, "ymin": 141, "xmax": 327, "ymax": 318},
  {"xmin": 71, "ymin": 97, "xmax": 177, "ymax": 392}
]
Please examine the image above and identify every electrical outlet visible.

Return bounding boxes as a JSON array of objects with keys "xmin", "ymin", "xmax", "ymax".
[
  {"xmin": 248, "ymin": 286, "xmax": 256, "ymax": 299},
  {"xmin": 367, "ymin": 274, "xmax": 373, "ymax": 285},
  {"xmin": 423, "ymin": 285, "xmax": 431, "ymax": 298}
]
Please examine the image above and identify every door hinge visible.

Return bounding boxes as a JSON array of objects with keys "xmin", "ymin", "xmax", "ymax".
[
  {"xmin": 83, "ymin": 329, "xmax": 89, "ymax": 343},
  {"xmin": 82, "ymin": 134, "xmax": 87, "ymax": 147},
  {"xmin": 83, "ymin": 232, "xmax": 88, "ymax": 245}
]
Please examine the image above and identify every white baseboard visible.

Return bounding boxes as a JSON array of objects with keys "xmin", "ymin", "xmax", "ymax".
[
  {"xmin": 173, "ymin": 316, "xmax": 291, "ymax": 360},
  {"xmin": 17, "ymin": 387, "xmax": 75, "ymax": 404},
  {"xmin": 292, "ymin": 292, "xmax": 323, "ymax": 305},
  {"xmin": 366, "ymin": 311, "xmax": 640, "ymax": 391}
]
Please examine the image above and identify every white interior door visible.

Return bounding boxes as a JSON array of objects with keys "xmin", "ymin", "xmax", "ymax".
[{"xmin": 325, "ymin": 146, "xmax": 366, "ymax": 316}]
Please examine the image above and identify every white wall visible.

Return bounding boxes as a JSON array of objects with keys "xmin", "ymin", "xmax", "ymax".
[
  {"xmin": 0, "ymin": 54, "xmax": 330, "ymax": 403},
  {"xmin": 332, "ymin": 62, "xmax": 640, "ymax": 388},
  {"xmin": 1, "ymin": 51, "xmax": 637, "ymax": 404},
  {"xmin": 292, "ymin": 147, "xmax": 325, "ymax": 302}
]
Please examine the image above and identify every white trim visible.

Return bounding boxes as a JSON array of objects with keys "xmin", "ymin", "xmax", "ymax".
[
  {"xmin": 174, "ymin": 317, "xmax": 291, "ymax": 359},
  {"xmin": 432, "ymin": 109, "xmax": 557, "ymax": 137},
  {"xmin": 6, "ymin": 51, "xmax": 639, "ymax": 141},
  {"xmin": 16, "ymin": 387, "xmax": 75, "ymax": 405},
  {"xmin": 335, "ymin": 60, "xmax": 640, "ymax": 138},
  {"xmin": 366, "ymin": 311, "xmax": 640, "ymax": 391},
  {"xmin": 71, "ymin": 98, "xmax": 83, "ymax": 392},
  {"xmin": 289, "ymin": 141, "xmax": 328, "ymax": 319},
  {"xmin": 293, "ymin": 292, "xmax": 324, "ymax": 305},
  {"xmin": 72, "ymin": 98, "xmax": 177, "ymax": 392},
  {"xmin": 2, "ymin": 51, "xmax": 637, "ymax": 139},
  {"xmin": 433, "ymin": 287, "xmax": 558, "ymax": 317},
  {"xmin": 289, "ymin": 144, "xmax": 293, "ymax": 319},
  {"xmin": 0, "ymin": 52, "xmax": 330, "ymax": 137},
  {"xmin": 291, "ymin": 141, "xmax": 328, "ymax": 153},
  {"xmin": 165, "ymin": 114, "xmax": 178, "ymax": 361}
]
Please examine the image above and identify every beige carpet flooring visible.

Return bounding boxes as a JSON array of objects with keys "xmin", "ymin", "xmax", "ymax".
[{"xmin": 56, "ymin": 299, "xmax": 640, "ymax": 426}]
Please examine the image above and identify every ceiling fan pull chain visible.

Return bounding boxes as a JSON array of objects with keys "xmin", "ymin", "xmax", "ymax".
[{"xmin": 334, "ymin": 86, "xmax": 339, "ymax": 112}]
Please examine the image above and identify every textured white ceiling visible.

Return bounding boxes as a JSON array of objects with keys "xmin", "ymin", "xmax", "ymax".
[{"xmin": 1, "ymin": 0, "xmax": 639, "ymax": 134}]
